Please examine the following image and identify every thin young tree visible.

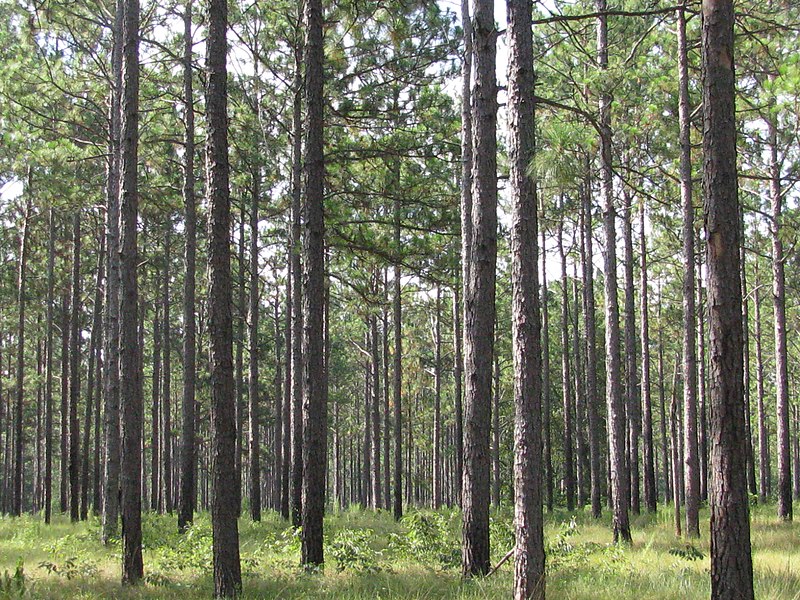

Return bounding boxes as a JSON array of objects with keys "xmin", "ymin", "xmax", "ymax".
[
  {"xmin": 248, "ymin": 168, "xmax": 261, "ymax": 523},
  {"xmin": 702, "ymin": 0, "xmax": 754, "ymax": 596}
]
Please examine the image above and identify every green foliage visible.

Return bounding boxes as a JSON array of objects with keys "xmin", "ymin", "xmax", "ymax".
[
  {"xmin": 329, "ymin": 528, "xmax": 381, "ymax": 573},
  {"xmin": 37, "ymin": 556, "xmax": 97, "ymax": 581},
  {"xmin": 668, "ymin": 544, "xmax": 705, "ymax": 562},
  {"xmin": 389, "ymin": 511, "xmax": 459, "ymax": 570},
  {"xmin": 0, "ymin": 560, "xmax": 27, "ymax": 599}
]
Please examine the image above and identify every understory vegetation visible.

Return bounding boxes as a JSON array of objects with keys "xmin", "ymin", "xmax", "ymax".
[{"xmin": 0, "ymin": 504, "xmax": 797, "ymax": 599}]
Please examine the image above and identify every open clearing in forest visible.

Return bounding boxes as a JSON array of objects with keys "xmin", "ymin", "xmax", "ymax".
[{"xmin": 0, "ymin": 503, "xmax": 796, "ymax": 599}]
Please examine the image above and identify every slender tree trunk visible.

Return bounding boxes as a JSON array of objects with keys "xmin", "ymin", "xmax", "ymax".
[
  {"xmin": 573, "ymin": 266, "xmax": 589, "ymax": 508},
  {"xmin": 658, "ymin": 299, "xmax": 671, "ymax": 504},
  {"xmin": 383, "ymin": 280, "xmax": 391, "ymax": 509},
  {"xmin": 290, "ymin": 34, "xmax": 304, "ymax": 529},
  {"xmin": 45, "ymin": 206, "xmax": 55, "ymax": 524},
  {"xmin": 507, "ymin": 0, "xmax": 545, "ymax": 589},
  {"xmin": 597, "ymin": 0, "xmax": 630, "ymax": 544},
  {"xmin": 61, "ymin": 290, "xmax": 69, "ymax": 515},
  {"xmin": 769, "ymin": 117, "xmax": 792, "ymax": 521},
  {"xmin": 12, "ymin": 178, "xmax": 32, "ymax": 517},
  {"xmin": 541, "ymin": 226, "xmax": 553, "ymax": 514},
  {"xmin": 453, "ymin": 287, "xmax": 463, "ymax": 508},
  {"xmin": 370, "ymin": 311, "xmax": 381, "ymax": 509},
  {"xmin": 177, "ymin": 0, "xmax": 197, "ymax": 534},
  {"xmin": 235, "ymin": 215, "xmax": 245, "ymax": 517},
  {"xmin": 639, "ymin": 204, "xmax": 656, "ymax": 513},
  {"xmin": 754, "ymin": 268, "xmax": 770, "ymax": 503},
  {"xmin": 678, "ymin": 0, "xmax": 700, "ymax": 538},
  {"xmin": 281, "ymin": 257, "xmax": 291, "ymax": 520},
  {"xmin": 580, "ymin": 178, "xmax": 601, "ymax": 518},
  {"xmin": 433, "ymin": 288, "xmax": 442, "ymax": 509},
  {"xmin": 670, "ymin": 361, "xmax": 682, "ymax": 538},
  {"xmin": 702, "ymin": 1, "xmax": 755, "ymax": 595},
  {"xmin": 622, "ymin": 190, "xmax": 639, "ymax": 515},
  {"xmin": 162, "ymin": 229, "xmax": 173, "ymax": 514},
  {"xmin": 82, "ymin": 238, "xmax": 104, "ymax": 520},
  {"xmin": 151, "ymin": 290, "xmax": 162, "ymax": 512},
  {"xmin": 792, "ymin": 404, "xmax": 800, "ymax": 500},
  {"xmin": 248, "ymin": 169, "xmax": 261, "ymax": 522},
  {"xmin": 558, "ymin": 214, "xmax": 575, "ymax": 512},
  {"xmin": 69, "ymin": 214, "xmax": 81, "ymax": 523},
  {"xmin": 300, "ymin": 0, "xmax": 326, "ymax": 567},
  {"xmin": 392, "ymin": 208, "xmax": 403, "ymax": 521}
]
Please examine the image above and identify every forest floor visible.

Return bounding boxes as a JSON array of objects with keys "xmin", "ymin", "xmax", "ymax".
[{"xmin": 0, "ymin": 502, "xmax": 797, "ymax": 599}]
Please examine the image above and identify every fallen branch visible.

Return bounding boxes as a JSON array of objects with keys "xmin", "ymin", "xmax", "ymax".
[{"xmin": 488, "ymin": 549, "xmax": 514, "ymax": 577}]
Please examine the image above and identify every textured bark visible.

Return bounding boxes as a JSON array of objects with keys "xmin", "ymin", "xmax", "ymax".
[
  {"xmin": 507, "ymin": 0, "xmax": 545, "ymax": 591},
  {"xmin": 281, "ymin": 263, "xmax": 291, "ymax": 519},
  {"xmin": 248, "ymin": 170, "xmax": 261, "ymax": 522},
  {"xmin": 492, "ymin": 354, "xmax": 500, "ymax": 507},
  {"xmin": 68, "ymin": 215, "xmax": 81, "ymax": 523},
  {"xmin": 639, "ymin": 204, "xmax": 656, "ymax": 514},
  {"xmin": 558, "ymin": 215, "xmax": 575, "ymax": 512},
  {"xmin": 462, "ymin": 0, "xmax": 497, "ymax": 577},
  {"xmin": 290, "ymin": 36, "xmax": 304, "ymax": 529},
  {"xmin": 769, "ymin": 117, "xmax": 792, "ymax": 522},
  {"xmin": 119, "ymin": 0, "xmax": 143, "ymax": 581},
  {"xmin": 206, "ymin": 0, "xmax": 242, "ymax": 593},
  {"xmin": 597, "ymin": 0, "xmax": 630, "ymax": 544},
  {"xmin": 102, "ymin": 0, "xmax": 123, "ymax": 545},
  {"xmin": 383, "ymin": 280, "xmax": 391, "ymax": 509},
  {"xmin": 670, "ymin": 363, "xmax": 682, "ymax": 538},
  {"xmin": 12, "ymin": 180, "xmax": 32, "ymax": 517},
  {"xmin": 235, "ymin": 216, "xmax": 245, "ymax": 516},
  {"xmin": 61, "ymin": 291, "xmax": 69, "ymax": 515},
  {"xmin": 657, "ymin": 302, "xmax": 671, "ymax": 504},
  {"xmin": 393, "ymin": 206, "xmax": 403, "ymax": 521},
  {"xmin": 678, "ymin": 0, "xmax": 700, "ymax": 537},
  {"xmin": 581, "ymin": 178, "xmax": 601, "ymax": 518},
  {"xmin": 300, "ymin": 0, "xmax": 326, "ymax": 567},
  {"xmin": 702, "ymin": 0, "xmax": 755, "ymax": 596},
  {"xmin": 370, "ymin": 311, "xmax": 381, "ymax": 509},
  {"xmin": 698, "ymin": 276, "xmax": 709, "ymax": 502},
  {"xmin": 177, "ymin": 0, "xmax": 197, "ymax": 534}
]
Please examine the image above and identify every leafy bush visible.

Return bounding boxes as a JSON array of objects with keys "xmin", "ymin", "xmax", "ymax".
[
  {"xmin": 329, "ymin": 528, "xmax": 381, "ymax": 573},
  {"xmin": 38, "ymin": 556, "xmax": 98, "ymax": 580},
  {"xmin": 668, "ymin": 544, "xmax": 705, "ymax": 561},
  {"xmin": 389, "ymin": 512, "xmax": 459, "ymax": 570},
  {"xmin": 0, "ymin": 560, "xmax": 27, "ymax": 599}
]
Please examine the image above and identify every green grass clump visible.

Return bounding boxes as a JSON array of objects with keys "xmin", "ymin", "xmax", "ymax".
[{"xmin": 0, "ymin": 502, "xmax": 797, "ymax": 598}]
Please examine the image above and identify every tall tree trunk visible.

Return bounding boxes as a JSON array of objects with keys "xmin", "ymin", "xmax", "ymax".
[
  {"xmin": 235, "ymin": 215, "xmax": 245, "ymax": 517},
  {"xmin": 102, "ymin": 0, "xmax": 123, "ymax": 545},
  {"xmin": 69, "ymin": 214, "xmax": 81, "ymax": 523},
  {"xmin": 281, "ymin": 257, "xmax": 291, "ymax": 520},
  {"xmin": 670, "ymin": 361, "xmax": 682, "ymax": 538},
  {"xmin": 44, "ymin": 206, "xmax": 55, "ymax": 524},
  {"xmin": 61, "ymin": 291, "xmax": 69, "ymax": 515},
  {"xmin": 383, "ymin": 278, "xmax": 391, "ymax": 509},
  {"xmin": 558, "ymin": 213, "xmax": 575, "ymax": 512},
  {"xmin": 392, "ymin": 208, "xmax": 403, "ymax": 521},
  {"xmin": 769, "ymin": 117, "xmax": 792, "ymax": 522},
  {"xmin": 151, "ymin": 288, "xmax": 162, "ymax": 512},
  {"xmin": 82, "ymin": 238, "xmax": 104, "ymax": 520},
  {"xmin": 754, "ymin": 267, "xmax": 769, "ymax": 502},
  {"xmin": 580, "ymin": 177, "xmax": 601, "ymax": 518},
  {"xmin": 207, "ymin": 0, "xmax": 242, "ymax": 593},
  {"xmin": 177, "ymin": 0, "xmax": 197, "ymax": 534},
  {"xmin": 462, "ymin": 0, "xmax": 497, "ymax": 576},
  {"xmin": 456, "ymin": 0, "xmax": 472, "ymax": 515},
  {"xmin": 597, "ymin": 0, "xmax": 630, "ymax": 544},
  {"xmin": 698, "ymin": 274, "xmax": 709, "ymax": 502},
  {"xmin": 119, "ymin": 0, "xmax": 143, "ymax": 581},
  {"xmin": 702, "ymin": 0, "xmax": 755, "ymax": 595},
  {"xmin": 639, "ymin": 204, "xmax": 656, "ymax": 513},
  {"xmin": 573, "ymin": 266, "xmax": 589, "ymax": 508},
  {"xmin": 541, "ymin": 225, "xmax": 553, "ymax": 514},
  {"xmin": 658, "ymin": 298, "xmax": 671, "ymax": 504},
  {"xmin": 507, "ymin": 0, "xmax": 545, "ymax": 590},
  {"xmin": 162, "ymin": 229, "xmax": 173, "ymax": 514},
  {"xmin": 453, "ymin": 287, "xmax": 463, "ymax": 508},
  {"xmin": 370, "ymin": 311, "xmax": 381, "ymax": 509},
  {"xmin": 248, "ymin": 169, "xmax": 261, "ymax": 522},
  {"xmin": 13, "ymin": 177, "xmax": 32, "ymax": 517},
  {"xmin": 433, "ymin": 288, "xmax": 442, "ymax": 509},
  {"xmin": 678, "ymin": 0, "xmax": 700, "ymax": 538},
  {"xmin": 622, "ymin": 190, "xmax": 639, "ymax": 515},
  {"xmin": 300, "ymin": 0, "xmax": 326, "ymax": 567},
  {"xmin": 290, "ymin": 34, "xmax": 304, "ymax": 529}
]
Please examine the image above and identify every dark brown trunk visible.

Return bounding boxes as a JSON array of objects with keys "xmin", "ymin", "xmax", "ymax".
[
  {"xmin": 300, "ymin": 0, "xmax": 326, "ymax": 567},
  {"xmin": 462, "ymin": 0, "xmax": 497, "ymax": 576},
  {"xmin": 702, "ymin": 0, "xmax": 755, "ymax": 595},
  {"xmin": 248, "ymin": 169, "xmax": 261, "ymax": 522},
  {"xmin": 151, "ymin": 287, "xmax": 162, "ymax": 512},
  {"xmin": 753, "ymin": 267, "xmax": 770, "ymax": 502},
  {"xmin": 371, "ymin": 311, "xmax": 381, "ymax": 509},
  {"xmin": 44, "ymin": 206, "xmax": 55, "ymax": 524},
  {"xmin": 433, "ymin": 289, "xmax": 442, "ymax": 509},
  {"xmin": 69, "ymin": 215, "xmax": 81, "ymax": 523},
  {"xmin": 639, "ymin": 204, "xmax": 656, "ymax": 513},
  {"xmin": 622, "ymin": 191, "xmax": 639, "ymax": 516},
  {"xmin": 558, "ymin": 214, "xmax": 575, "ymax": 512},
  {"xmin": 178, "ymin": 0, "xmax": 197, "ymax": 534},
  {"xmin": 207, "ymin": 0, "xmax": 242, "ymax": 592},
  {"xmin": 507, "ymin": 0, "xmax": 546, "ymax": 589},
  {"xmin": 541, "ymin": 225, "xmax": 553, "ymax": 514},
  {"xmin": 162, "ymin": 229, "xmax": 173, "ymax": 514},
  {"xmin": 453, "ymin": 286, "xmax": 464, "ymax": 508}
]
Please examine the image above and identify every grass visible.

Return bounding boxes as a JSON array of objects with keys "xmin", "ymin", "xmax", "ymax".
[{"xmin": 0, "ymin": 502, "xmax": 797, "ymax": 599}]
